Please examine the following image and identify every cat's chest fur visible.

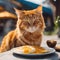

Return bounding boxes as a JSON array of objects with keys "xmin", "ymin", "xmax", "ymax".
[{"xmin": 16, "ymin": 29, "xmax": 42, "ymax": 46}]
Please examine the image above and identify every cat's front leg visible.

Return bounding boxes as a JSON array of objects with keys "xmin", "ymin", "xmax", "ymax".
[
  {"xmin": 0, "ymin": 30, "xmax": 16, "ymax": 53},
  {"xmin": 0, "ymin": 35, "xmax": 10, "ymax": 53}
]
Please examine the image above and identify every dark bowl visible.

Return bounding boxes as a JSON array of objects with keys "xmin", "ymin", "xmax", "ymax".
[{"xmin": 46, "ymin": 40, "xmax": 57, "ymax": 48}]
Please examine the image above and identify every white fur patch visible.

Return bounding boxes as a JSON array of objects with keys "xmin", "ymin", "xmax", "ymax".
[{"xmin": 25, "ymin": 26, "xmax": 39, "ymax": 33}]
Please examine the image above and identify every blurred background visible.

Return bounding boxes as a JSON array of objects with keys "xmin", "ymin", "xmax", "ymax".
[{"xmin": 0, "ymin": 0, "xmax": 59, "ymax": 44}]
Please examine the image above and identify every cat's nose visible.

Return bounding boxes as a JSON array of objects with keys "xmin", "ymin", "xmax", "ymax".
[{"xmin": 28, "ymin": 27, "xmax": 36, "ymax": 33}]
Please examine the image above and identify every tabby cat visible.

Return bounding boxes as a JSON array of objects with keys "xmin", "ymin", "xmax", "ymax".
[{"xmin": 0, "ymin": 6, "xmax": 45, "ymax": 53}]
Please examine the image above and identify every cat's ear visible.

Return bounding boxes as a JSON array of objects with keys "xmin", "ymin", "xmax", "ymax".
[
  {"xmin": 36, "ymin": 6, "xmax": 42, "ymax": 13},
  {"xmin": 14, "ymin": 8, "xmax": 23, "ymax": 18},
  {"xmin": 14, "ymin": 8, "xmax": 21, "ymax": 15}
]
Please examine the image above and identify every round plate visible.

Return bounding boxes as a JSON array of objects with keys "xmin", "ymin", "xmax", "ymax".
[{"xmin": 12, "ymin": 47, "xmax": 55, "ymax": 59}]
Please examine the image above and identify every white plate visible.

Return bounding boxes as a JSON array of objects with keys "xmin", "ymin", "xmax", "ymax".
[{"xmin": 12, "ymin": 47, "xmax": 55, "ymax": 59}]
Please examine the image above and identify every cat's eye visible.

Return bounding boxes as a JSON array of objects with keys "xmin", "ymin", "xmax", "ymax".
[
  {"xmin": 23, "ymin": 22, "xmax": 30, "ymax": 26},
  {"xmin": 34, "ymin": 20, "xmax": 40, "ymax": 25}
]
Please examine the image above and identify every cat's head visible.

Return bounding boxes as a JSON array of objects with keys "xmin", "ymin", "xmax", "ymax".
[{"xmin": 15, "ymin": 6, "xmax": 45, "ymax": 33}]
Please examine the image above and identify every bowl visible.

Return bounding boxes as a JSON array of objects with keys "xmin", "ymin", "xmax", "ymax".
[{"xmin": 46, "ymin": 40, "xmax": 57, "ymax": 48}]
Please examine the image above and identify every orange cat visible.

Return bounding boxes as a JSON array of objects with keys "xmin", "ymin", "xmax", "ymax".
[{"xmin": 0, "ymin": 6, "xmax": 45, "ymax": 53}]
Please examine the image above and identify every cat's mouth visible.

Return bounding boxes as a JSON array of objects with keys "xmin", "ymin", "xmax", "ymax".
[{"xmin": 25, "ymin": 26, "xmax": 39, "ymax": 33}]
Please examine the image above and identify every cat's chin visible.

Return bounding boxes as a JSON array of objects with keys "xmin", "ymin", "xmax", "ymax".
[{"xmin": 25, "ymin": 30, "xmax": 36, "ymax": 33}]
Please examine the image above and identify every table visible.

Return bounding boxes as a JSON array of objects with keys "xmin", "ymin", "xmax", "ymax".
[
  {"xmin": 0, "ymin": 49, "xmax": 60, "ymax": 60},
  {"xmin": 0, "ymin": 35, "xmax": 60, "ymax": 60}
]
